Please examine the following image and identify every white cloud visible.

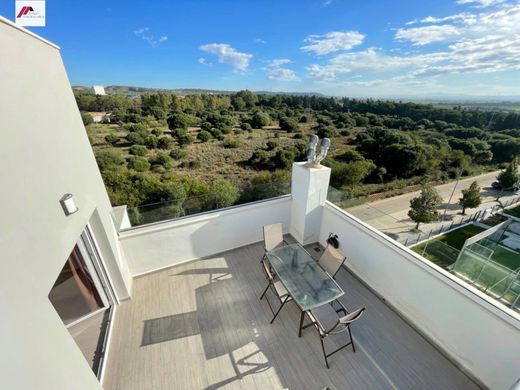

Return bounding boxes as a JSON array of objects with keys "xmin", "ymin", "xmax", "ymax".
[
  {"xmin": 396, "ymin": 24, "xmax": 461, "ymax": 45},
  {"xmin": 199, "ymin": 43, "xmax": 252, "ymax": 71},
  {"xmin": 301, "ymin": 31, "xmax": 365, "ymax": 55},
  {"xmin": 456, "ymin": 0, "xmax": 505, "ymax": 8},
  {"xmin": 323, "ymin": 0, "xmax": 333, "ymax": 6},
  {"xmin": 265, "ymin": 59, "xmax": 300, "ymax": 81},
  {"xmin": 306, "ymin": 48, "xmax": 447, "ymax": 80},
  {"xmin": 134, "ymin": 27, "xmax": 168, "ymax": 47},
  {"xmin": 254, "ymin": 38, "xmax": 267, "ymax": 44},
  {"xmin": 406, "ymin": 13, "xmax": 477, "ymax": 26}
]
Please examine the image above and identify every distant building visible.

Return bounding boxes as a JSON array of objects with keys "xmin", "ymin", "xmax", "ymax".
[{"xmin": 91, "ymin": 85, "xmax": 106, "ymax": 95}]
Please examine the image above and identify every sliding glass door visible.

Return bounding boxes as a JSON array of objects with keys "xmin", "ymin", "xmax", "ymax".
[{"xmin": 48, "ymin": 227, "xmax": 115, "ymax": 377}]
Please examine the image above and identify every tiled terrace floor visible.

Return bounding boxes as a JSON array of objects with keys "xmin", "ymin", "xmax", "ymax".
[{"xmin": 104, "ymin": 240, "xmax": 479, "ymax": 390}]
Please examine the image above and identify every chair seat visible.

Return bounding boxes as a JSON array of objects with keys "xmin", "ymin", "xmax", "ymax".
[
  {"xmin": 308, "ymin": 304, "xmax": 340, "ymax": 335},
  {"xmin": 273, "ymin": 280, "xmax": 289, "ymax": 298}
]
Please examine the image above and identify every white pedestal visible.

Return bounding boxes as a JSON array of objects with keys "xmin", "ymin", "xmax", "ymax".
[{"xmin": 290, "ymin": 162, "xmax": 331, "ymax": 245}]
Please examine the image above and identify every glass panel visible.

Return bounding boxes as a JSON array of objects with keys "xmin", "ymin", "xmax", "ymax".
[
  {"xmin": 124, "ymin": 179, "xmax": 291, "ymax": 229},
  {"xmin": 266, "ymin": 244, "xmax": 343, "ymax": 311},
  {"xmin": 48, "ymin": 245, "xmax": 105, "ymax": 325}
]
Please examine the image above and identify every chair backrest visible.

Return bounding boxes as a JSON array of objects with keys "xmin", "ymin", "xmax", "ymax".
[
  {"xmin": 318, "ymin": 245, "xmax": 346, "ymax": 277},
  {"xmin": 263, "ymin": 223, "xmax": 284, "ymax": 252},
  {"xmin": 329, "ymin": 307, "xmax": 365, "ymax": 335}
]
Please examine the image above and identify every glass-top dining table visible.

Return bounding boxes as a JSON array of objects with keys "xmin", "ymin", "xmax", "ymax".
[{"xmin": 265, "ymin": 243, "xmax": 344, "ymax": 336}]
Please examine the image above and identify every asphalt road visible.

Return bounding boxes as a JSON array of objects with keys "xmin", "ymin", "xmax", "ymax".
[{"xmin": 348, "ymin": 170, "xmax": 520, "ymax": 238}]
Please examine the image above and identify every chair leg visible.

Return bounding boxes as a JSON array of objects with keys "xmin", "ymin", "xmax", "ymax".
[
  {"xmin": 298, "ymin": 311, "xmax": 305, "ymax": 337},
  {"xmin": 320, "ymin": 337, "xmax": 329, "ymax": 369},
  {"xmin": 348, "ymin": 326, "xmax": 356, "ymax": 353},
  {"xmin": 259, "ymin": 283, "xmax": 270, "ymax": 300},
  {"xmin": 270, "ymin": 295, "xmax": 290, "ymax": 324}
]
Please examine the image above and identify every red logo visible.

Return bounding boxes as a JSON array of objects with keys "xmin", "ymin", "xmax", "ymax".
[{"xmin": 17, "ymin": 6, "xmax": 34, "ymax": 18}]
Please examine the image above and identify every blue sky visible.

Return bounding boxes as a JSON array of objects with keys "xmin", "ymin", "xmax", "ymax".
[{"xmin": 3, "ymin": 0, "xmax": 520, "ymax": 97}]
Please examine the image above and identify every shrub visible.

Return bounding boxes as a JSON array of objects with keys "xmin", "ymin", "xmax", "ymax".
[
  {"xmin": 167, "ymin": 110, "xmax": 192, "ymax": 130},
  {"xmin": 127, "ymin": 156, "xmax": 151, "ymax": 172},
  {"xmin": 250, "ymin": 111, "xmax": 270, "ymax": 128},
  {"xmin": 127, "ymin": 131, "xmax": 147, "ymax": 145},
  {"xmin": 95, "ymin": 150, "xmax": 125, "ymax": 170},
  {"xmin": 241, "ymin": 123, "xmax": 253, "ymax": 132},
  {"xmin": 145, "ymin": 135, "xmax": 159, "ymax": 149},
  {"xmin": 211, "ymin": 179, "xmax": 240, "ymax": 208},
  {"xmin": 172, "ymin": 128, "xmax": 195, "ymax": 147},
  {"xmin": 129, "ymin": 145, "xmax": 148, "ymax": 156},
  {"xmin": 180, "ymin": 160, "xmax": 202, "ymax": 169},
  {"xmin": 197, "ymin": 130, "xmax": 212, "ymax": 142},
  {"xmin": 223, "ymin": 136, "xmax": 241, "ymax": 148},
  {"xmin": 170, "ymin": 148, "xmax": 188, "ymax": 160},
  {"xmin": 151, "ymin": 128, "xmax": 163, "ymax": 136},
  {"xmin": 105, "ymin": 133, "xmax": 119, "ymax": 146},
  {"xmin": 266, "ymin": 140, "xmax": 279, "ymax": 151},
  {"xmin": 249, "ymin": 150, "xmax": 271, "ymax": 169},
  {"xmin": 272, "ymin": 149, "xmax": 296, "ymax": 169},
  {"xmin": 126, "ymin": 123, "xmax": 148, "ymax": 133},
  {"xmin": 149, "ymin": 152, "xmax": 172, "ymax": 168},
  {"xmin": 340, "ymin": 129, "xmax": 351, "ymax": 136},
  {"xmin": 293, "ymin": 132, "xmax": 304, "ymax": 139},
  {"xmin": 200, "ymin": 122, "xmax": 213, "ymax": 132},
  {"xmin": 81, "ymin": 112, "xmax": 93, "ymax": 126},
  {"xmin": 157, "ymin": 136, "xmax": 174, "ymax": 149},
  {"xmin": 279, "ymin": 117, "xmax": 299, "ymax": 132},
  {"xmin": 317, "ymin": 125, "xmax": 337, "ymax": 139}
]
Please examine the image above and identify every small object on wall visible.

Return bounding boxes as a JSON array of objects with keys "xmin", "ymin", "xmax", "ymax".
[
  {"xmin": 60, "ymin": 193, "xmax": 79, "ymax": 216},
  {"xmin": 327, "ymin": 233, "xmax": 339, "ymax": 248}
]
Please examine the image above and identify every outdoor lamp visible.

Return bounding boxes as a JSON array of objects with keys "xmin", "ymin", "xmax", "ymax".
[{"xmin": 60, "ymin": 193, "xmax": 79, "ymax": 216}]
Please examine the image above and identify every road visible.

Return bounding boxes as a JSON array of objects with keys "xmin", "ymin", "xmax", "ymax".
[{"xmin": 347, "ymin": 170, "xmax": 520, "ymax": 240}]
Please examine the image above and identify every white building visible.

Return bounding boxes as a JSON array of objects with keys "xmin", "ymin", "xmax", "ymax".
[
  {"xmin": 1, "ymin": 16, "xmax": 519, "ymax": 390},
  {"xmin": 91, "ymin": 85, "xmax": 106, "ymax": 96}
]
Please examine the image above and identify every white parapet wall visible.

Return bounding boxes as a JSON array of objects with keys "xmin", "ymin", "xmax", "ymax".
[
  {"xmin": 119, "ymin": 196, "xmax": 292, "ymax": 276},
  {"xmin": 319, "ymin": 201, "xmax": 520, "ymax": 390}
]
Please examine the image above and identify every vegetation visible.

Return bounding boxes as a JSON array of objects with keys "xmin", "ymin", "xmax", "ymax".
[
  {"xmin": 459, "ymin": 181, "xmax": 482, "ymax": 214},
  {"xmin": 408, "ymin": 186, "xmax": 443, "ymax": 229},
  {"xmin": 497, "ymin": 159, "xmax": 519, "ymax": 191},
  {"xmin": 78, "ymin": 90, "xmax": 520, "ymax": 221}
]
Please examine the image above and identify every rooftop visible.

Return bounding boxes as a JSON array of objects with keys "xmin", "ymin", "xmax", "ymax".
[{"xmin": 104, "ymin": 239, "xmax": 477, "ymax": 390}]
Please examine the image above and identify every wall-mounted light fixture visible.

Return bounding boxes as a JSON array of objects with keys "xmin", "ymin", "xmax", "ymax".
[{"xmin": 60, "ymin": 193, "xmax": 79, "ymax": 216}]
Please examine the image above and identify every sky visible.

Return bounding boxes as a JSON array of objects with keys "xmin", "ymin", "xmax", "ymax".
[{"xmin": 3, "ymin": 0, "xmax": 520, "ymax": 98}]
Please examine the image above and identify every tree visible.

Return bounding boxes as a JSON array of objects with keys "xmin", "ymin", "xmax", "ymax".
[
  {"xmin": 279, "ymin": 117, "xmax": 299, "ymax": 132},
  {"xmin": 376, "ymin": 167, "xmax": 387, "ymax": 183},
  {"xmin": 211, "ymin": 179, "xmax": 240, "ymax": 208},
  {"xmin": 250, "ymin": 111, "xmax": 270, "ymax": 128},
  {"xmin": 408, "ymin": 186, "xmax": 442, "ymax": 229},
  {"xmin": 497, "ymin": 159, "xmax": 519, "ymax": 191},
  {"xmin": 167, "ymin": 110, "xmax": 192, "ymax": 130},
  {"xmin": 172, "ymin": 128, "xmax": 195, "ymax": 147},
  {"xmin": 105, "ymin": 133, "xmax": 119, "ymax": 146},
  {"xmin": 330, "ymin": 160, "xmax": 375, "ymax": 188},
  {"xmin": 95, "ymin": 150, "xmax": 125, "ymax": 171},
  {"xmin": 127, "ymin": 156, "xmax": 151, "ymax": 172},
  {"xmin": 81, "ymin": 112, "xmax": 93, "ymax": 126},
  {"xmin": 459, "ymin": 181, "xmax": 481, "ymax": 214},
  {"xmin": 129, "ymin": 145, "xmax": 148, "ymax": 156},
  {"xmin": 197, "ymin": 130, "xmax": 212, "ymax": 142}
]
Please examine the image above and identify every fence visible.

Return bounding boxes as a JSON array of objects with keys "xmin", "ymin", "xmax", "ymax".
[{"xmin": 402, "ymin": 211, "xmax": 485, "ymax": 247}]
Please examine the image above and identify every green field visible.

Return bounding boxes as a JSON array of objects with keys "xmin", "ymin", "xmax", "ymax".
[
  {"xmin": 505, "ymin": 204, "xmax": 520, "ymax": 218},
  {"xmin": 413, "ymin": 225, "xmax": 485, "ymax": 268}
]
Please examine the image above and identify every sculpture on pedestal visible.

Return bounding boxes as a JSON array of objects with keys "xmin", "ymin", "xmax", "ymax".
[{"xmin": 305, "ymin": 134, "xmax": 331, "ymax": 168}]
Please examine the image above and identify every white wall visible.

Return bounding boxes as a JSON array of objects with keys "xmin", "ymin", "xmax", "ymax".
[
  {"xmin": 320, "ymin": 202, "xmax": 520, "ymax": 390},
  {"xmin": 0, "ymin": 18, "xmax": 131, "ymax": 390},
  {"xmin": 119, "ymin": 196, "xmax": 292, "ymax": 276}
]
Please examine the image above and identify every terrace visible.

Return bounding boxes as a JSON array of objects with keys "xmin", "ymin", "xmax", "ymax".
[{"xmin": 103, "ymin": 239, "xmax": 477, "ymax": 390}]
